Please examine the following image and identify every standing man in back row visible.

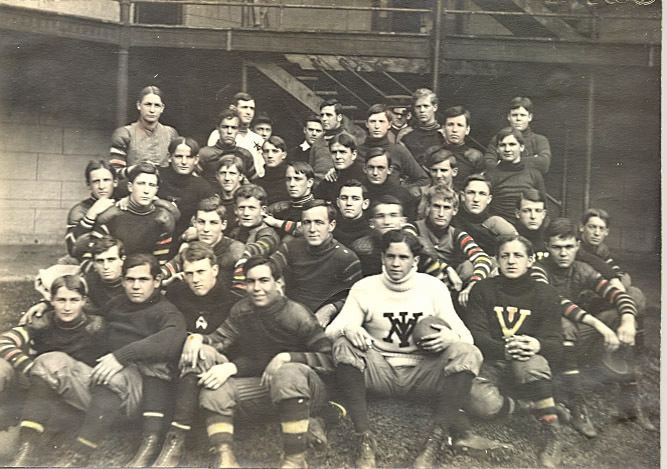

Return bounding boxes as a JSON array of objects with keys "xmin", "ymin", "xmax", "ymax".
[{"xmin": 397, "ymin": 88, "xmax": 445, "ymax": 165}]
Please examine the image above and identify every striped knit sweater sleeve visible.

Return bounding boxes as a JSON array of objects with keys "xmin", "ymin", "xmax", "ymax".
[
  {"xmin": 65, "ymin": 201, "xmax": 96, "ymax": 257},
  {"xmin": 455, "ymin": 229, "xmax": 493, "ymax": 282},
  {"xmin": 242, "ymin": 226, "xmax": 281, "ymax": 258},
  {"xmin": 529, "ymin": 265, "xmax": 590, "ymax": 323},
  {"xmin": 592, "ymin": 275, "xmax": 637, "ymax": 317},
  {"xmin": 0, "ymin": 326, "xmax": 34, "ymax": 377}
]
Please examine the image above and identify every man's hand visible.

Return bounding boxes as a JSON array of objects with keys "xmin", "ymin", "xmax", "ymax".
[
  {"xmin": 18, "ymin": 301, "xmax": 49, "ymax": 326},
  {"xmin": 457, "ymin": 282, "xmax": 476, "ymax": 308},
  {"xmin": 87, "ymin": 197, "xmax": 115, "ymax": 219},
  {"xmin": 260, "ymin": 352, "xmax": 291, "ymax": 387},
  {"xmin": 609, "ymin": 277, "xmax": 626, "ymax": 292},
  {"xmin": 315, "ymin": 304, "xmax": 337, "ymax": 328},
  {"xmin": 343, "ymin": 326, "xmax": 375, "ymax": 352},
  {"xmin": 198, "ymin": 362, "xmax": 238, "ymax": 390},
  {"xmin": 263, "ymin": 213, "xmax": 281, "ymax": 229},
  {"xmin": 115, "ymin": 196, "xmax": 130, "ymax": 211},
  {"xmin": 418, "ymin": 323, "xmax": 459, "ymax": 353},
  {"xmin": 504, "ymin": 335, "xmax": 540, "ymax": 361},
  {"xmin": 593, "ymin": 321, "xmax": 621, "ymax": 352},
  {"xmin": 323, "ymin": 168, "xmax": 338, "ymax": 182},
  {"xmin": 180, "ymin": 334, "xmax": 205, "ymax": 369},
  {"xmin": 91, "ymin": 353, "xmax": 124, "ymax": 385},
  {"xmin": 446, "ymin": 267, "xmax": 463, "ymax": 292},
  {"xmin": 617, "ymin": 315, "xmax": 636, "ymax": 346},
  {"xmin": 181, "ymin": 226, "xmax": 198, "ymax": 242}
]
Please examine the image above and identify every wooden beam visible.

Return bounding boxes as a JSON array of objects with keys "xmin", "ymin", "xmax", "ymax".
[
  {"xmin": 248, "ymin": 61, "xmax": 323, "ymax": 113},
  {"xmin": 511, "ymin": 0, "xmax": 584, "ymax": 41}
]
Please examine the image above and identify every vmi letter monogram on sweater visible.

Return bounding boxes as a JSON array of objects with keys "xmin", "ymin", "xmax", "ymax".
[
  {"xmin": 383, "ymin": 312, "xmax": 423, "ymax": 347},
  {"xmin": 494, "ymin": 306, "xmax": 531, "ymax": 337}
]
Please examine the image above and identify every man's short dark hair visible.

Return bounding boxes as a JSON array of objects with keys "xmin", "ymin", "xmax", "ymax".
[
  {"xmin": 366, "ymin": 103, "xmax": 391, "ymax": 120},
  {"xmin": 302, "ymin": 199, "xmax": 337, "ymax": 223},
  {"xmin": 181, "ymin": 241, "xmax": 218, "ymax": 266},
  {"xmin": 464, "ymin": 174, "xmax": 493, "ymax": 193},
  {"xmin": 197, "ymin": 195, "xmax": 230, "ymax": 224},
  {"xmin": 339, "ymin": 179, "xmax": 369, "ymax": 200},
  {"xmin": 495, "ymin": 127, "xmax": 525, "ymax": 146},
  {"xmin": 443, "ymin": 105, "xmax": 471, "ymax": 126},
  {"xmin": 85, "ymin": 160, "xmax": 116, "ymax": 184},
  {"xmin": 91, "ymin": 236, "xmax": 125, "ymax": 258},
  {"xmin": 509, "ymin": 96, "xmax": 534, "ymax": 113},
  {"xmin": 517, "ymin": 189, "xmax": 546, "ymax": 209},
  {"xmin": 320, "ymin": 98, "xmax": 343, "ymax": 115},
  {"xmin": 218, "ymin": 108, "xmax": 240, "ymax": 125},
  {"xmin": 243, "ymin": 255, "xmax": 283, "ymax": 281},
  {"xmin": 545, "ymin": 218, "xmax": 578, "ymax": 242},
  {"xmin": 122, "ymin": 253, "xmax": 161, "ymax": 278},
  {"xmin": 169, "ymin": 137, "xmax": 200, "ymax": 157},
  {"xmin": 128, "ymin": 162, "xmax": 160, "ymax": 185},
  {"xmin": 235, "ymin": 184, "xmax": 268, "ymax": 206},
  {"xmin": 370, "ymin": 195, "xmax": 403, "ymax": 216},
  {"xmin": 424, "ymin": 147, "xmax": 457, "ymax": 170},
  {"xmin": 380, "ymin": 228, "xmax": 423, "ymax": 257},
  {"xmin": 216, "ymin": 154, "xmax": 246, "ymax": 176},
  {"xmin": 496, "ymin": 234, "xmax": 535, "ymax": 258},
  {"xmin": 51, "ymin": 274, "xmax": 88, "ymax": 299},
  {"xmin": 304, "ymin": 113, "xmax": 322, "ymax": 126},
  {"xmin": 253, "ymin": 112, "xmax": 272, "ymax": 127},
  {"xmin": 329, "ymin": 132, "xmax": 357, "ymax": 152},
  {"xmin": 365, "ymin": 147, "xmax": 392, "ymax": 168},
  {"xmin": 233, "ymin": 92, "xmax": 254, "ymax": 105},
  {"xmin": 581, "ymin": 208, "xmax": 611, "ymax": 228},
  {"xmin": 287, "ymin": 161, "xmax": 315, "ymax": 180}
]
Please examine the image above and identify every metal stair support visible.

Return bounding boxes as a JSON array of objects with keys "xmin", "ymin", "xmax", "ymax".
[
  {"xmin": 338, "ymin": 57, "xmax": 387, "ymax": 100},
  {"xmin": 248, "ymin": 61, "xmax": 323, "ymax": 113}
]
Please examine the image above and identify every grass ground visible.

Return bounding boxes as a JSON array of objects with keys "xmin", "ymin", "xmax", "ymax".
[{"xmin": 0, "ymin": 278, "xmax": 659, "ymax": 468}]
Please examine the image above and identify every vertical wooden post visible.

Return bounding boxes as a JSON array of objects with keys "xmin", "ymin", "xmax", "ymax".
[
  {"xmin": 241, "ymin": 59, "xmax": 248, "ymax": 92},
  {"xmin": 583, "ymin": 71, "xmax": 595, "ymax": 211},
  {"xmin": 117, "ymin": 0, "xmax": 131, "ymax": 127},
  {"xmin": 431, "ymin": 0, "xmax": 443, "ymax": 93}
]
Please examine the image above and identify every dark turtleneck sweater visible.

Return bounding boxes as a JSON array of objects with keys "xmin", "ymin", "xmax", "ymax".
[
  {"xmin": 256, "ymin": 163, "xmax": 291, "ymax": 205},
  {"xmin": 271, "ymin": 235, "xmax": 362, "ymax": 313},
  {"xmin": 84, "ymin": 269, "xmax": 125, "ymax": 315},
  {"xmin": 517, "ymin": 223, "xmax": 549, "ymax": 261},
  {"xmin": 198, "ymin": 140, "xmax": 256, "ymax": 185},
  {"xmin": 333, "ymin": 213, "xmax": 372, "ymax": 248},
  {"xmin": 204, "ymin": 295, "xmax": 332, "ymax": 377},
  {"xmin": 465, "ymin": 273, "xmax": 562, "ymax": 364},
  {"xmin": 359, "ymin": 135, "xmax": 429, "ymax": 188},
  {"xmin": 166, "ymin": 279, "xmax": 235, "ymax": 334},
  {"xmin": 443, "ymin": 141, "xmax": 485, "ymax": 191},
  {"xmin": 452, "ymin": 208, "xmax": 501, "ymax": 256},
  {"xmin": 365, "ymin": 177, "xmax": 418, "ymax": 221},
  {"xmin": 484, "ymin": 127, "xmax": 551, "ymax": 175},
  {"xmin": 397, "ymin": 122, "xmax": 445, "ymax": 165},
  {"xmin": 313, "ymin": 160, "xmax": 366, "ymax": 204},
  {"xmin": 487, "ymin": 160, "xmax": 546, "ymax": 224}
]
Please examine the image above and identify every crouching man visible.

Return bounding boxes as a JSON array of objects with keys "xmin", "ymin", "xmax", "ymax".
[
  {"xmin": 197, "ymin": 256, "xmax": 335, "ymax": 468},
  {"xmin": 465, "ymin": 235, "xmax": 564, "ymax": 468},
  {"xmin": 326, "ymin": 229, "xmax": 508, "ymax": 469}
]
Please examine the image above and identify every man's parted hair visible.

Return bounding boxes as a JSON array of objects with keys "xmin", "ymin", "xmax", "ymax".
[
  {"xmin": 51, "ymin": 274, "xmax": 88, "ymax": 298},
  {"xmin": 509, "ymin": 96, "xmax": 534, "ymax": 114},
  {"xmin": 91, "ymin": 235, "xmax": 125, "ymax": 258},
  {"xmin": 216, "ymin": 154, "xmax": 246, "ymax": 176},
  {"xmin": 339, "ymin": 178, "xmax": 369, "ymax": 200},
  {"xmin": 365, "ymin": 147, "xmax": 391, "ymax": 167},
  {"xmin": 496, "ymin": 234, "xmax": 535, "ymax": 258},
  {"xmin": 233, "ymin": 92, "xmax": 254, "ymax": 105},
  {"xmin": 85, "ymin": 160, "xmax": 116, "ymax": 184},
  {"xmin": 380, "ymin": 228, "xmax": 423, "ymax": 257},
  {"xmin": 495, "ymin": 127, "xmax": 525, "ymax": 146},
  {"xmin": 424, "ymin": 147, "xmax": 457, "ymax": 170},
  {"xmin": 287, "ymin": 161, "xmax": 315, "ymax": 180},
  {"xmin": 545, "ymin": 218, "xmax": 578, "ymax": 242},
  {"xmin": 370, "ymin": 195, "xmax": 404, "ymax": 216},
  {"xmin": 197, "ymin": 195, "xmax": 230, "ymax": 223},
  {"xmin": 581, "ymin": 208, "xmax": 611, "ymax": 228},
  {"xmin": 328, "ymin": 132, "xmax": 357, "ymax": 151},
  {"xmin": 517, "ymin": 189, "xmax": 546, "ymax": 209},
  {"xmin": 181, "ymin": 241, "xmax": 218, "ymax": 266},
  {"xmin": 264, "ymin": 135, "xmax": 287, "ymax": 153},
  {"xmin": 137, "ymin": 85, "xmax": 164, "ymax": 103},
  {"xmin": 243, "ymin": 255, "xmax": 283, "ymax": 281},
  {"xmin": 169, "ymin": 137, "xmax": 200, "ymax": 157},
  {"xmin": 320, "ymin": 98, "xmax": 343, "ymax": 115},
  {"xmin": 366, "ymin": 103, "xmax": 391, "ymax": 120},
  {"xmin": 122, "ymin": 253, "xmax": 161, "ymax": 279},
  {"xmin": 234, "ymin": 183, "xmax": 268, "ymax": 206},
  {"xmin": 128, "ymin": 162, "xmax": 160, "ymax": 185},
  {"xmin": 464, "ymin": 173, "xmax": 493, "ymax": 193},
  {"xmin": 425, "ymin": 184, "xmax": 459, "ymax": 209},
  {"xmin": 304, "ymin": 113, "xmax": 322, "ymax": 126},
  {"xmin": 443, "ymin": 105, "xmax": 471, "ymax": 126},
  {"xmin": 218, "ymin": 108, "xmax": 240, "ymax": 125},
  {"xmin": 412, "ymin": 88, "xmax": 438, "ymax": 107},
  {"xmin": 302, "ymin": 199, "xmax": 337, "ymax": 223}
]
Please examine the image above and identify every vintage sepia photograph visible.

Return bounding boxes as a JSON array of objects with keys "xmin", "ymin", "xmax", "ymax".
[{"xmin": 0, "ymin": 0, "xmax": 660, "ymax": 467}]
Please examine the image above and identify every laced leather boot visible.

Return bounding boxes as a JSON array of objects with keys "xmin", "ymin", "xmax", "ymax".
[
  {"xmin": 570, "ymin": 402, "xmax": 597, "ymax": 438},
  {"xmin": 125, "ymin": 432, "xmax": 161, "ymax": 467},
  {"xmin": 355, "ymin": 431, "xmax": 377, "ymax": 469},
  {"xmin": 413, "ymin": 426, "xmax": 444, "ymax": 468},
  {"xmin": 538, "ymin": 423, "xmax": 561, "ymax": 468},
  {"xmin": 152, "ymin": 429, "xmax": 186, "ymax": 467},
  {"xmin": 212, "ymin": 443, "xmax": 240, "ymax": 468}
]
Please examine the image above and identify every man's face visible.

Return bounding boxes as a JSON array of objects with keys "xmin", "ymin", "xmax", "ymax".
[
  {"xmin": 216, "ymin": 164, "xmax": 243, "ymax": 195},
  {"xmin": 285, "ymin": 166, "xmax": 313, "ymax": 199},
  {"xmin": 128, "ymin": 172, "xmax": 158, "ymax": 207},
  {"xmin": 88, "ymin": 167, "xmax": 116, "ymax": 199},
  {"xmin": 320, "ymin": 105, "xmax": 342, "ymax": 131},
  {"xmin": 382, "ymin": 241, "xmax": 418, "ymax": 282},
  {"xmin": 253, "ymin": 123, "xmax": 272, "ymax": 142},
  {"xmin": 51, "ymin": 286, "xmax": 85, "ymax": 324},
  {"xmin": 262, "ymin": 141, "xmax": 286, "ymax": 168},
  {"xmin": 330, "ymin": 142, "xmax": 357, "ymax": 170},
  {"xmin": 366, "ymin": 112, "xmax": 391, "ymax": 139},
  {"xmin": 337, "ymin": 186, "xmax": 368, "ymax": 220},
  {"xmin": 428, "ymin": 159, "xmax": 457, "ymax": 186},
  {"xmin": 364, "ymin": 153, "xmax": 391, "ymax": 185},
  {"xmin": 183, "ymin": 258, "xmax": 219, "ymax": 297},
  {"xmin": 463, "ymin": 180, "xmax": 492, "ymax": 215},
  {"xmin": 507, "ymin": 106, "xmax": 533, "ymax": 132},
  {"xmin": 123, "ymin": 263, "xmax": 160, "ymax": 303},
  {"xmin": 371, "ymin": 203, "xmax": 405, "ymax": 234},
  {"xmin": 498, "ymin": 135, "xmax": 524, "ymax": 164},
  {"xmin": 517, "ymin": 200, "xmax": 546, "ymax": 231},
  {"xmin": 136, "ymin": 93, "xmax": 164, "ymax": 125},
  {"xmin": 428, "ymin": 196, "xmax": 457, "ymax": 229},
  {"xmin": 218, "ymin": 117, "xmax": 240, "ymax": 146},
  {"xmin": 301, "ymin": 205, "xmax": 335, "ymax": 247},
  {"xmin": 498, "ymin": 239, "xmax": 533, "ymax": 279},
  {"xmin": 581, "ymin": 216, "xmax": 609, "ymax": 246},
  {"xmin": 304, "ymin": 121, "xmax": 324, "ymax": 145},
  {"xmin": 245, "ymin": 264, "xmax": 282, "ymax": 308},
  {"xmin": 547, "ymin": 236, "xmax": 580, "ymax": 268},
  {"xmin": 235, "ymin": 196, "xmax": 264, "ymax": 228},
  {"xmin": 194, "ymin": 210, "xmax": 226, "ymax": 246},
  {"xmin": 443, "ymin": 114, "xmax": 470, "ymax": 145},
  {"xmin": 389, "ymin": 107, "xmax": 410, "ymax": 128},
  {"xmin": 170, "ymin": 143, "xmax": 198, "ymax": 175},
  {"xmin": 93, "ymin": 245, "xmax": 124, "ymax": 282},
  {"xmin": 413, "ymin": 96, "xmax": 437, "ymax": 125},
  {"xmin": 236, "ymin": 99, "xmax": 255, "ymax": 126}
]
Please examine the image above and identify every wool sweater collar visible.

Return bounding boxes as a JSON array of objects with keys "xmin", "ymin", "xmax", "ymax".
[
  {"xmin": 52, "ymin": 310, "xmax": 88, "ymax": 330},
  {"xmin": 381, "ymin": 265, "xmax": 418, "ymax": 292},
  {"xmin": 416, "ymin": 121, "xmax": 440, "ymax": 132},
  {"xmin": 498, "ymin": 272, "xmax": 534, "ymax": 294},
  {"xmin": 120, "ymin": 290, "xmax": 162, "ymax": 311},
  {"xmin": 255, "ymin": 295, "xmax": 288, "ymax": 316},
  {"xmin": 324, "ymin": 126, "xmax": 344, "ymax": 140},
  {"xmin": 459, "ymin": 207, "xmax": 491, "ymax": 225},
  {"xmin": 127, "ymin": 199, "xmax": 156, "ymax": 215},
  {"xmin": 291, "ymin": 193, "xmax": 314, "ymax": 208},
  {"xmin": 306, "ymin": 235, "xmax": 336, "ymax": 256},
  {"xmin": 497, "ymin": 160, "xmax": 526, "ymax": 172},
  {"xmin": 364, "ymin": 135, "xmax": 390, "ymax": 148}
]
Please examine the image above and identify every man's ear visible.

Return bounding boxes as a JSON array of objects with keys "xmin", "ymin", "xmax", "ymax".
[
  {"xmin": 306, "ymin": 178, "xmax": 314, "ymax": 189},
  {"xmin": 127, "ymin": 181, "xmax": 134, "ymax": 193},
  {"xmin": 136, "ymin": 101, "xmax": 142, "ymax": 112},
  {"xmin": 212, "ymin": 264, "xmax": 220, "ymax": 277},
  {"xmin": 350, "ymin": 150, "xmax": 358, "ymax": 161},
  {"xmin": 328, "ymin": 219, "xmax": 336, "ymax": 232},
  {"xmin": 336, "ymin": 114, "xmax": 343, "ymax": 124},
  {"xmin": 362, "ymin": 199, "xmax": 370, "ymax": 210},
  {"xmin": 452, "ymin": 167, "xmax": 459, "ymax": 177},
  {"xmin": 413, "ymin": 255, "xmax": 420, "ymax": 269},
  {"xmin": 465, "ymin": 125, "xmax": 471, "ymax": 136}
]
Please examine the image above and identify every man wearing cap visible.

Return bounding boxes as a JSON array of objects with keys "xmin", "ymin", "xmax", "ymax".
[{"xmin": 385, "ymin": 95, "xmax": 412, "ymax": 143}]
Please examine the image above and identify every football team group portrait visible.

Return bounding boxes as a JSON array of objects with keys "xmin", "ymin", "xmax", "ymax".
[{"xmin": 0, "ymin": 1, "xmax": 660, "ymax": 468}]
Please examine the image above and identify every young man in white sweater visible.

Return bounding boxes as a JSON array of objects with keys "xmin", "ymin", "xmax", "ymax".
[{"xmin": 326, "ymin": 228, "xmax": 509, "ymax": 468}]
